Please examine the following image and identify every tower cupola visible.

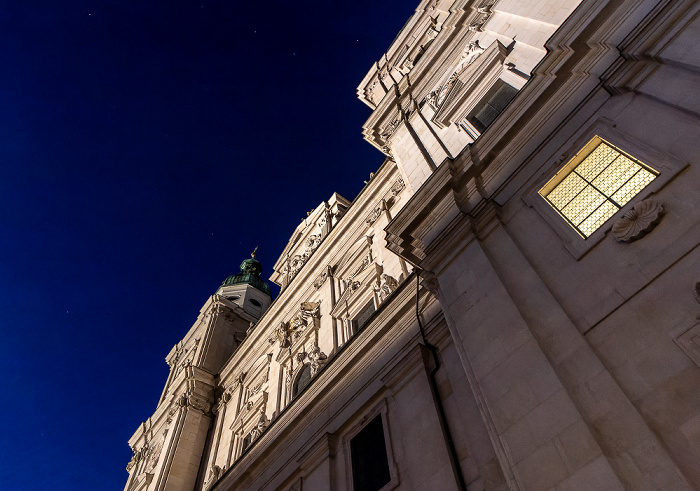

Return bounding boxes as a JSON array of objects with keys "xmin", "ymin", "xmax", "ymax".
[{"xmin": 217, "ymin": 248, "xmax": 272, "ymax": 318}]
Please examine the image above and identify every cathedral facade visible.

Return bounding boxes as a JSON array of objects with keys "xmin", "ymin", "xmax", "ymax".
[{"xmin": 124, "ymin": 0, "xmax": 700, "ymax": 489}]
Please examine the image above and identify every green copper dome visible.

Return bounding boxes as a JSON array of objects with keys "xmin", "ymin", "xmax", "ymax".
[{"xmin": 220, "ymin": 250, "xmax": 271, "ymax": 296}]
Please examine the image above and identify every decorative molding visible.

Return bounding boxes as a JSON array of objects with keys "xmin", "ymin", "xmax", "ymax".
[
  {"xmin": 428, "ymin": 41, "xmax": 485, "ymax": 110},
  {"xmin": 611, "ymin": 199, "xmax": 664, "ymax": 242}
]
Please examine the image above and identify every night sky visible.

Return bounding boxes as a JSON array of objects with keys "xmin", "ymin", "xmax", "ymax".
[{"xmin": 0, "ymin": 1, "xmax": 416, "ymax": 489}]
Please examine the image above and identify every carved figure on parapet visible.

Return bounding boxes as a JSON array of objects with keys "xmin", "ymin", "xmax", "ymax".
[
  {"xmin": 249, "ymin": 410, "xmax": 269, "ymax": 441},
  {"xmin": 126, "ymin": 446, "xmax": 140, "ymax": 472},
  {"xmin": 308, "ymin": 344, "xmax": 328, "ymax": 375},
  {"xmin": 203, "ymin": 464, "xmax": 222, "ymax": 491},
  {"xmin": 367, "ymin": 80, "xmax": 379, "ymax": 105},
  {"xmin": 374, "ymin": 274, "xmax": 399, "ymax": 303},
  {"xmin": 126, "ymin": 443, "xmax": 151, "ymax": 474}
]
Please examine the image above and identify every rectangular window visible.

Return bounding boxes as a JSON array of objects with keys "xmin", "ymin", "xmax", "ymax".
[
  {"xmin": 350, "ymin": 415, "xmax": 391, "ymax": 491},
  {"xmin": 539, "ymin": 136, "xmax": 658, "ymax": 238},
  {"xmin": 467, "ymin": 79, "xmax": 518, "ymax": 133},
  {"xmin": 352, "ymin": 301, "xmax": 376, "ymax": 333}
]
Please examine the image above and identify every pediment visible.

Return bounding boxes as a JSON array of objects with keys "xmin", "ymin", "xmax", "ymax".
[
  {"xmin": 431, "ymin": 40, "xmax": 511, "ymax": 128},
  {"xmin": 270, "ymin": 193, "xmax": 350, "ymax": 289},
  {"xmin": 356, "ymin": 0, "xmax": 448, "ymax": 109}
]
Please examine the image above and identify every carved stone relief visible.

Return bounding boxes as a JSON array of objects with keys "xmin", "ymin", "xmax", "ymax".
[
  {"xmin": 283, "ymin": 233, "xmax": 325, "ymax": 287},
  {"xmin": 380, "ymin": 118, "xmax": 401, "ymax": 141},
  {"xmin": 168, "ymin": 338, "xmax": 201, "ymax": 383},
  {"xmin": 428, "ymin": 41, "xmax": 485, "ymax": 109},
  {"xmin": 144, "ymin": 439, "xmax": 163, "ymax": 473},
  {"xmin": 313, "ymin": 271, "xmax": 328, "ymax": 290},
  {"xmin": 390, "ymin": 177, "xmax": 406, "ymax": 197},
  {"xmin": 248, "ymin": 410, "xmax": 269, "ymax": 441},
  {"xmin": 365, "ymin": 203, "xmax": 385, "ymax": 225},
  {"xmin": 270, "ymin": 302, "xmax": 322, "ymax": 349},
  {"xmin": 470, "ymin": 0, "xmax": 496, "ymax": 31},
  {"xmin": 422, "ymin": 276, "xmax": 441, "ymax": 297},
  {"xmin": 345, "ymin": 253, "xmax": 372, "ymax": 285},
  {"xmin": 374, "ymin": 274, "xmax": 399, "ymax": 303},
  {"xmin": 611, "ymin": 199, "xmax": 664, "ymax": 242},
  {"xmin": 175, "ymin": 387, "xmax": 213, "ymax": 415},
  {"xmin": 203, "ymin": 464, "xmax": 222, "ymax": 491},
  {"xmin": 307, "ymin": 344, "xmax": 328, "ymax": 375}
]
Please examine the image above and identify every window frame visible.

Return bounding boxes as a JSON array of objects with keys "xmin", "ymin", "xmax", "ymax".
[
  {"xmin": 342, "ymin": 400, "xmax": 399, "ymax": 491},
  {"xmin": 524, "ymin": 120, "xmax": 687, "ymax": 259},
  {"xmin": 351, "ymin": 299, "xmax": 377, "ymax": 334},
  {"xmin": 292, "ymin": 363, "xmax": 313, "ymax": 397}
]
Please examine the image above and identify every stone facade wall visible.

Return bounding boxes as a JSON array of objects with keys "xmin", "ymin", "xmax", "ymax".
[{"xmin": 124, "ymin": 0, "xmax": 700, "ymax": 490}]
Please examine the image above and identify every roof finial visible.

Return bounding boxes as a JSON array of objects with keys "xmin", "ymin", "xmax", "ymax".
[{"xmin": 251, "ymin": 246, "xmax": 258, "ymax": 258}]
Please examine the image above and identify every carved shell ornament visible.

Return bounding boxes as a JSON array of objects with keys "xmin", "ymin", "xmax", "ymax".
[{"xmin": 611, "ymin": 199, "xmax": 663, "ymax": 242}]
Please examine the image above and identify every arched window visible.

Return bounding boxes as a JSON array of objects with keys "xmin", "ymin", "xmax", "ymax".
[{"xmin": 293, "ymin": 364, "xmax": 312, "ymax": 397}]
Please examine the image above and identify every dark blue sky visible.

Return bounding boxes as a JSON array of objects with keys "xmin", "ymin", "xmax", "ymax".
[{"xmin": 0, "ymin": 1, "xmax": 415, "ymax": 489}]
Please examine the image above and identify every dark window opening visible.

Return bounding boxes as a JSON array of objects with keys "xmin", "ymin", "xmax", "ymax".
[
  {"xmin": 242, "ymin": 434, "xmax": 252, "ymax": 453},
  {"xmin": 249, "ymin": 298, "xmax": 262, "ymax": 307},
  {"xmin": 351, "ymin": 415, "xmax": 391, "ymax": 491},
  {"xmin": 352, "ymin": 301, "xmax": 376, "ymax": 334},
  {"xmin": 293, "ymin": 364, "xmax": 312, "ymax": 397},
  {"xmin": 467, "ymin": 79, "xmax": 518, "ymax": 133}
]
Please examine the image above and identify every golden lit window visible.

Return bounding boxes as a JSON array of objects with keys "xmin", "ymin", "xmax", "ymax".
[{"xmin": 539, "ymin": 137, "xmax": 658, "ymax": 238}]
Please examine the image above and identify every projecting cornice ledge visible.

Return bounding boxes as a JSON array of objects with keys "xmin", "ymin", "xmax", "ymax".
[{"xmin": 385, "ymin": 153, "xmax": 501, "ymax": 274}]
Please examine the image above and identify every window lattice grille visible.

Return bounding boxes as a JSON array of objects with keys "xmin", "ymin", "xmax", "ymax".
[{"xmin": 540, "ymin": 139, "xmax": 657, "ymax": 238}]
